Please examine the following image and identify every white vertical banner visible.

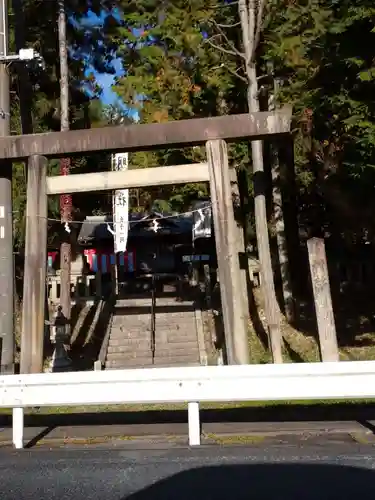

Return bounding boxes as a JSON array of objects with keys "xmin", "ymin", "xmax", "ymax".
[{"xmin": 112, "ymin": 152, "xmax": 129, "ymax": 253}]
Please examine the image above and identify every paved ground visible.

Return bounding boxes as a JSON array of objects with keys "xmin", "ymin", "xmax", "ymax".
[{"xmin": 2, "ymin": 442, "xmax": 375, "ymax": 499}]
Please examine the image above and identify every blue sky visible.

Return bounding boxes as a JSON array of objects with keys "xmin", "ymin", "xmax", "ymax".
[
  {"xmin": 95, "ymin": 57, "xmax": 123, "ymax": 105},
  {"xmin": 83, "ymin": 9, "xmax": 124, "ymax": 106}
]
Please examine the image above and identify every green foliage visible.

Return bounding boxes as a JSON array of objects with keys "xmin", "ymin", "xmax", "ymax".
[
  {"xmin": 111, "ymin": 0, "xmax": 247, "ymax": 211},
  {"xmin": 262, "ymin": 0, "xmax": 375, "ymax": 237},
  {"xmin": 9, "ymin": 1, "xmax": 116, "ymax": 247},
  {"xmin": 9, "ymin": 0, "xmax": 375, "ymax": 246},
  {"xmin": 265, "ymin": 0, "xmax": 375, "ymax": 168}
]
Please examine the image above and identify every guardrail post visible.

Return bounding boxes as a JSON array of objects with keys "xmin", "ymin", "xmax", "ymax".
[
  {"xmin": 188, "ymin": 401, "xmax": 201, "ymax": 446},
  {"xmin": 12, "ymin": 407, "xmax": 24, "ymax": 449}
]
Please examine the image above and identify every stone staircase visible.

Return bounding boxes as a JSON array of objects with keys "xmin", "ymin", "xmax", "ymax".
[{"xmin": 105, "ymin": 294, "xmax": 204, "ymax": 369}]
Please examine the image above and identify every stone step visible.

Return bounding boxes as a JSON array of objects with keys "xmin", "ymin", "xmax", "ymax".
[
  {"xmin": 153, "ymin": 300, "xmax": 195, "ymax": 307},
  {"xmin": 111, "ymin": 313, "xmax": 195, "ymax": 323},
  {"xmin": 165, "ymin": 332, "xmax": 199, "ymax": 342},
  {"xmin": 106, "ymin": 358, "xmax": 200, "ymax": 369},
  {"xmin": 158, "ymin": 315, "xmax": 195, "ymax": 323},
  {"xmin": 108, "ymin": 329, "xmax": 150, "ymax": 340},
  {"xmin": 108, "ymin": 330, "xmax": 197, "ymax": 346},
  {"xmin": 107, "ymin": 340, "xmax": 200, "ymax": 354},
  {"xmin": 111, "ymin": 318, "xmax": 151, "ymax": 329},
  {"xmin": 112, "ymin": 316, "xmax": 151, "ymax": 323},
  {"xmin": 110, "ymin": 323, "xmax": 197, "ymax": 333},
  {"xmin": 112, "ymin": 311, "xmax": 195, "ymax": 321},
  {"xmin": 106, "ymin": 347, "xmax": 199, "ymax": 361},
  {"xmin": 111, "ymin": 317, "xmax": 196, "ymax": 328},
  {"xmin": 108, "ymin": 336, "xmax": 150, "ymax": 345},
  {"xmin": 108, "ymin": 333, "xmax": 197, "ymax": 342},
  {"xmin": 115, "ymin": 298, "xmax": 152, "ymax": 307},
  {"xmin": 107, "ymin": 342, "xmax": 199, "ymax": 353},
  {"xmin": 112, "ymin": 309, "xmax": 151, "ymax": 315},
  {"xmin": 114, "ymin": 298, "xmax": 194, "ymax": 308},
  {"xmin": 154, "ymin": 314, "xmax": 196, "ymax": 322},
  {"xmin": 105, "ymin": 358, "xmax": 201, "ymax": 369},
  {"xmin": 112, "ymin": 309, "xmax": 151, "ymax": 317},
  {"xmin": 106, "ymin": 363, "xmax": 201, "ymax": 370},
  {"xmin": 154, "ymin": 322, "xmax": 196, "ymax": 330},
  {"xmin": 112, "ymin": 309, "xmax": 195, "ymax": 317},
  {"xmin": 105, "ymin": 292, "xmax": 202, "ymax": 370}
]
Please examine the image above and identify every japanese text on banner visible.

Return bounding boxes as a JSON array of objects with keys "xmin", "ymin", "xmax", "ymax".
[{"xmin": 112, "ymin": 152, "xmax": 129, "ymax": 253}]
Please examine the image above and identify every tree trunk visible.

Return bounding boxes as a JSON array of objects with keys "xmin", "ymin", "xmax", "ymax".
[
  {"xmin": 271, "ymin": 144, "xmax": 294, "ymax": 323},
  {"xmin": 269, "ymin": 82, "xmax": 294, "ymax": 323},
  {"xmin": 58, "ymin": 0, "xmax": 72, "ymax": 328},
  {"xmin": 238, "ymin": 0, "xmax": 283, "ymax": 362}
]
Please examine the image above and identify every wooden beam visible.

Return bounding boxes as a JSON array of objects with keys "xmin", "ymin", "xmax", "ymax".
[
  {"xmin": 0, "ymin": 108, "xmax": 292, "ymax": 160},
  {"xmin": 229, "ymin": 166, "xmax": 250, "ymax": 324},
  {"xmin": 20, "ymin": 155, "xmax": 48, "ymax": 374},
  {"xmin": 46, "ymin": 163, "xmax": 209, "ymax": 195},
  {"xmin": 206, "ymin": 139, "xmax": 250, "ymax": 365}
]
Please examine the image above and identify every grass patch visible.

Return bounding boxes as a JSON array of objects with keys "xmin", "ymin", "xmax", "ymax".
[
  {"xmin": 350, "ymin": 433, "xmax": 371, "ymax": 445},
  {"xmin": 203, "ymin": 433, "xmax": 266, "ymax": 445}
]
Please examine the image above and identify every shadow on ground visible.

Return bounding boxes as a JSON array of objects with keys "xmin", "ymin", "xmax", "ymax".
[{"xmin": 123, "ymin": 463, "xmax": 375, "ymax": 500}]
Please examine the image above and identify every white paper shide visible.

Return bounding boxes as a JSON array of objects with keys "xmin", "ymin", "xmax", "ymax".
[{"xmin": 112, "ymin": 152, "xmax": 129, "ymax": 253}]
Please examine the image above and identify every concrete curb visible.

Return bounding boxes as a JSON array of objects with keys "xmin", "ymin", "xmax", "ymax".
[{"xmin": 1, "ymin": 420, "xmax": 375, "ymax": 449}]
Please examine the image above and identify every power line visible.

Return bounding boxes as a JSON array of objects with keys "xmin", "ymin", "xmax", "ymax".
[{"xmin": 44, "ymin": 205, "xmax": 211, "ymax": 226}]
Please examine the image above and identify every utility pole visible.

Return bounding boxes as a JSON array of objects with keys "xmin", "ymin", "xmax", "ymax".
[
  {"xmin": 58, "ymin": 0, "xmax": 72, "ymax": 333},
  {"xmin": 13, "ymin": 0, "xmax": 33, "ymax": 140},
  {"xmin": 13, "ymin": 0, "xmax": 34, "ymax": 207},
  {"xmin": 0, "ymin": 0, "xmax": 14, "ymax": 373}
]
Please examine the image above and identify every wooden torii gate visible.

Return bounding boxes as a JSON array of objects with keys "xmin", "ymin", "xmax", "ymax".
[{"xmin": 0, "ymin": 108, "xmax": 292, "ymax": 373}]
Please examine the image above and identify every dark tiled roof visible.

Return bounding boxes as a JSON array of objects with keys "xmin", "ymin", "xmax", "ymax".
[{"xmin": 77, "ymin": 212, "xmax": 193, "ymax": 242}]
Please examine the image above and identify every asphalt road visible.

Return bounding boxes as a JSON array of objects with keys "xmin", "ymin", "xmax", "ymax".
[{"xmin": 2, "ymin": 444, "xmax": 375, "ymax": 499}]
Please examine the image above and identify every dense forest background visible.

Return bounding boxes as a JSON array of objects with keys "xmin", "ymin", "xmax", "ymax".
[{"xmin": 9, "ymin": 0, "xmax": 375, "ymax": 361}]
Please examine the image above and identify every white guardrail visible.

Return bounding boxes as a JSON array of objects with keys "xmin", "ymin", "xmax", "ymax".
[{"xmin": 3, "ymin": 360, "xmax": 375, "ymax": 449}]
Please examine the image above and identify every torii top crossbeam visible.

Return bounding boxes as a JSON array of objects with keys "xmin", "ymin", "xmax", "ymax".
[{"xmin": 0, "ymin": 107, "xmax": 292, "ymax": 160}]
